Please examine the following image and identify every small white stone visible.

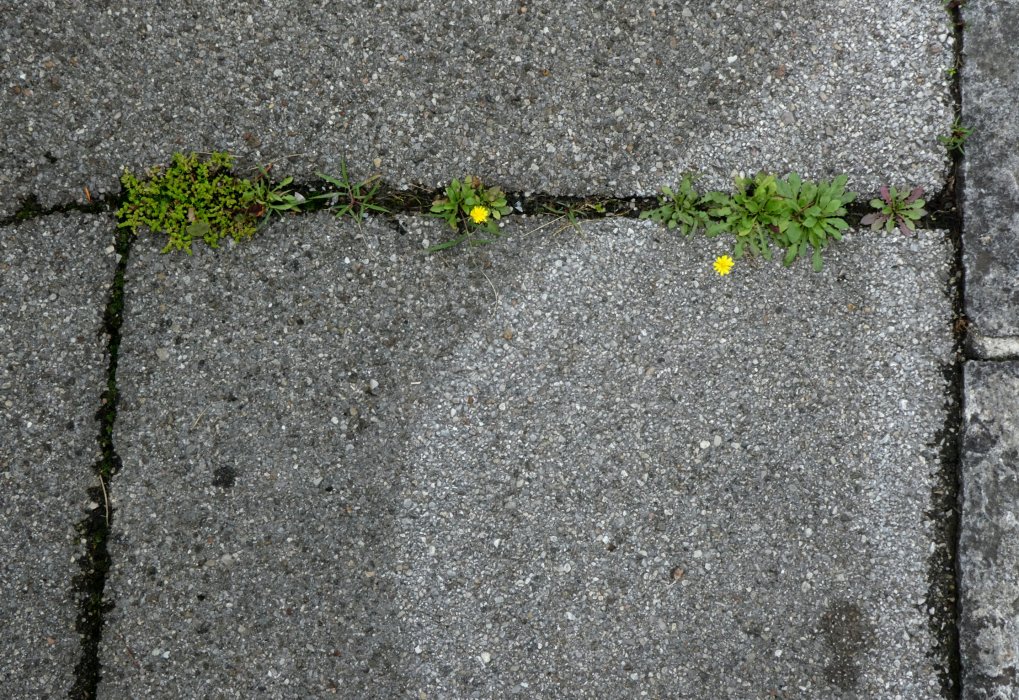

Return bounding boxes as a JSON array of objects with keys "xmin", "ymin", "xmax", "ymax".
[
  {"xmin": 699, "ymin": 440, "xmax": 710, "ymax": 449},
  {"xmin": 480, "ymin": 651, "xmax": 491, "ymax": 664}
]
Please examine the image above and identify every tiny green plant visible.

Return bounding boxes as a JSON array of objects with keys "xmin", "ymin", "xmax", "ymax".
[
  {"xmin": 117, "ymin": 151, "xmax": 266, "ymax": 254},
  {"xmin": 311, "ymin": 160, "xmax": 388, "ymax": 222},
  {"xmin": 939, "ymin": 119, "xmax": 972, "ymax": 155},
  {"xmin": 428, "ymin": 176, "xmax": 512, "ymax": 251},
  {"xmin": 245, "ymin": 165, "xmax": 306, "ymax": 218},
  {"xmin": 541, "ymin": 198, "xmax": 608, "ymax": 234},
  {"xmin": 638, "ymin": 174, "xmax": 710, "ymax": 236},
  {"xmin": 861, "ymin": 185, "xmax": 927, "ymax": 236}
]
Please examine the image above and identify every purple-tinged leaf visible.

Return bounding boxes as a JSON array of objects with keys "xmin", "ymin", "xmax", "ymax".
[
  {"xmin": 904, "ymin": 186, "xmax": 924, "ymax": 204},
  {"xmin": 880, "ymin": 185, "xmax": 890, "ymax": 204}
]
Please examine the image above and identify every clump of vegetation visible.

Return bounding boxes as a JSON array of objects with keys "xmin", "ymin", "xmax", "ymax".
[
  {"xmin": 641, "ymin": 172, "xmax": 856, "ymax": 271},
  {"xmin": 117, "ymin": 152, "xmax": 275, "ymax": 254},
  {"xmin": 861, "ymin": 185, "xmax": 926, "ymax": 236},
  {"xmin": 428, "ymin": 176, "xmax": 512, "ymax": 251}
]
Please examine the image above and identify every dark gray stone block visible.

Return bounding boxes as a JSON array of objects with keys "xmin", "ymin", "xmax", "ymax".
[
  {"xmin": 960, "ymin": 361, "xmax": 1019, "ymax": 700},
  {"xmin": 961, "ymin": 0, "xmax": 1019, "ymax": 353}
]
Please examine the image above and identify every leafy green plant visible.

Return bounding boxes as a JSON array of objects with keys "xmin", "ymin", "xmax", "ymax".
[
  {"xmin": 311, "ymin": 160, "xmax": 388, "ymax": 222},
  {"xmin": 939, "ymin": 119, "xmax": 972, "ymax": 155},
  {"xmin": 428, "ymin": 176, "xmax": 512, "ymax": 251},
  {"xmin": 771, "ymin": 173, "xmax": 856, "ymax": 271},
  {"xmin": 642, "ymin": 172, "xmax": 856, "ymax": 271},
  {"xmin": 245, "ymin": 166, "xmax": 306, "ymax": 219},
  {"xmin": 638, "ymin": 174, "xmax": 710, "ymax": 235},
  {"xmin": 117, "ymin": 152, "xmax": 265, "ymax": 254},
  {"xmin": 861, "ymin": 186, "xmax": 926, "ymax": 236},
  {"xmin": 703, "ymin": 173, "xmax": 784, "ymax": 260}
]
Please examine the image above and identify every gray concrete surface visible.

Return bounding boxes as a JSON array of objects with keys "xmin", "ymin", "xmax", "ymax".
[
  {"xmin": 0, "ymin": 214, "xmax": 116, "ymax": 696},
  {"xmin": 960, "ymin": 362, "xmax": 1019, "ymax": 700},
  {"xmin": 1, "ymin": 0, "xmax": 955, "ymax": 217},
  {"xmin": 11, "ymin": 0, "xmax": 1019, "ymax": 696},
  {"xmin": 100, "ymin": 215, "xmax": 957, "ymax": 698},
  {"xmin": 961, "ymin": 0, "xmax": 1019, "ymax": 358}
]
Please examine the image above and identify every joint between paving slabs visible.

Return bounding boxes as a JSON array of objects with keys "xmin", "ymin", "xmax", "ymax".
[
  {"xmin": 68, "ymin": 224, "xmax": 132, "ymax": 700},
  {"xmin": 927, "ymin": 2, "xmax": 968, "ymax": 697},
  {"xmin": 0, "ymin": 192, "xmax": 116, "ymax": 228}
]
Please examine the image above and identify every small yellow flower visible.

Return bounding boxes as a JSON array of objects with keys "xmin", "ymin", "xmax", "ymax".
[
  {"xmin": 469, "ymin": 206, "xmax": 490, "ymax": 224},
  {"xmin": 713, "ymin": 255, "xmax": 734, "ymax": 276}
]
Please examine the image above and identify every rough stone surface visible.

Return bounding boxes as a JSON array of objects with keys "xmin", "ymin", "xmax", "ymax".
[
  {"xmin": 960, "ymin": 362, "xmax": 1019, "ymax": 700},
  {"xmin": 102, "ymin": 215, "xmax": 955, "ymax": 698},
  {"xmin": 0, "ymin": 214, "xmax": 116, "ymax": 696},
  {"xmin": 961, "ymin": 0, "xmax": 1019, "ymax": 353},
  {"xmin": 1, "ymin": 0, "xmax": 954, "ymax": 217}
]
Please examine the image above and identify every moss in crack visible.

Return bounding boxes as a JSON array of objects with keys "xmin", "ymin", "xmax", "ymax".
[
  {"xmin": 69, "ymin": 224, "xmax": 132, "ymax": 699},
  {"xmin": 13, "ymin": 193, "xmax": 45, "ymax": 222}
]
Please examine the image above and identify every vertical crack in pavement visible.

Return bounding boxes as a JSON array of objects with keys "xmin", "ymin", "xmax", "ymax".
[
  {"xmin": 925, "ymin": 2, "xmax": 967, "ymax": 697},
  {"xmin": 69, "ymin": 223, "xmax": 133, "ymax": 699}
]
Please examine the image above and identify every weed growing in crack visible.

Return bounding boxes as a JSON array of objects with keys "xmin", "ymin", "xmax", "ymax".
[
  {"xmin": 939, "ymin": 119, "xmax": 972, "ymax": 155},
  {"xmin": 540, "ymin": 198, "xmax": 609, "ymax": 234},
  {"xmin": 771, "ymin": 173, "xmax": 855, "ymax": 270},
  {"xmin": 428, "ymin": 176, "xmax": 511, "ymax": 251},
  {"xmin": 643, "ymin": 172, "xmax": 856, "ymax": 271},
  {"xmin": 638, "ymin": 174, "xmax": 710, "ymax": 236},
  {"xmin": 247, "ymin": 165, "xmax": 306, "ymax": 219},
  {"xmin": 861, "ymin": 185, "xmax": 927, "ymax": 236},
  {"xmin": 312, "ymin": 159, "xmax": 389, "ymax": 222},
  {"xmin": 117, "ymin": 152, "xmax": 269, "ymax": 254}
]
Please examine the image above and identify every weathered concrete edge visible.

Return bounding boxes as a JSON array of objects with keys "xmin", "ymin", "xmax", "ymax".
[
  {"xmin": 967, "ymin": 333, "xmax": 1019, "ymax": 361},
  {"xmin": 958, "ymin": 361, "xmax": 1019, "ymax": 700}
]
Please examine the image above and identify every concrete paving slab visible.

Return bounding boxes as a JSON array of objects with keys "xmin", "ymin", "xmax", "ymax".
[
  {"xmin": 103, "ymin": 214, "xmax": 956, "ymax": 698},
  {"xmin": 959, "ymin": 361, "xmax": 1019, "ymax": 700},
  {"xmin": 961, "ymin": 0, "xmax": 1019, "ymax": 355},
  {"xmin": 2, "ymin": 0, "xmax": 955, "ymax": 217},
  {"xmin": 0, "ymin": 214, "xmax": 117, "ymax": 696}
]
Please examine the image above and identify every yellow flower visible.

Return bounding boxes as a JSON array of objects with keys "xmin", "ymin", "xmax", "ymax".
[
  {"xmin": 469, "ymin": 206, "xmax": 490, "ymax": 224},
  {"xmin": 713, "ymin": 255, "xmax": 734, "ymax": 276}
]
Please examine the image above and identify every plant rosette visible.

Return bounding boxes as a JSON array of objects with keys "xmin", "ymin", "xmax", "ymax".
[
  {"xmin": 860, "ymin": 185, "xmax": 926, "ymax": 236},
  {"xmin": 429, "ymin": 176, "xmax": 512, "ymax": 251}
]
